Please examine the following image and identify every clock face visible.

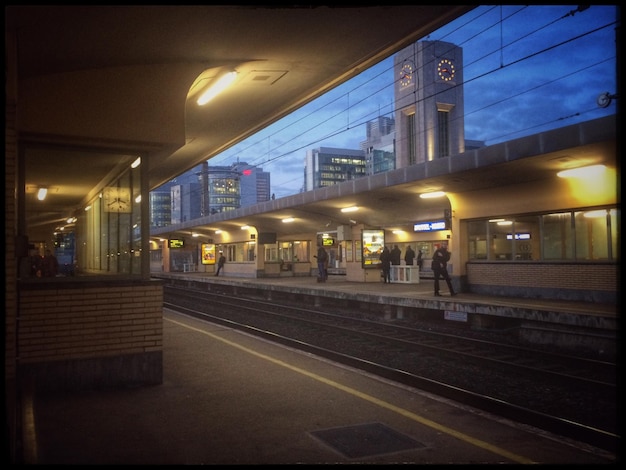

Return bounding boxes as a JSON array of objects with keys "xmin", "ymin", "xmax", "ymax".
[
  {"xmin": 437, "ymin": 58, "xmax": 455, "ymax": 81},
  {"xmin": 399, "ymin": 60, "xmax": 414, "ymax": 87},
  {"xmin": 103, "ymin": 186, "xmax": 132, "ymax": 213}
]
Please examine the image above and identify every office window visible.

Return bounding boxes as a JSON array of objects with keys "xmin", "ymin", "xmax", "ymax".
[
  {"xmin": 407, "ymin": 112, "xmax": 416, "ymax": 165},
  {"xmin": 437, "ymin": 110, "xmax": 449, "ymax": 158}
]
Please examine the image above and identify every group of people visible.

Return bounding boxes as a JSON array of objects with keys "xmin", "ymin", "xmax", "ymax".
[
  {"xmin": 379, "ymin": 244, "xmax": 424, "ymax": 284},
  {"xmin": 379, "ymin": 243, "xmax": 454, "ymax": 296}
]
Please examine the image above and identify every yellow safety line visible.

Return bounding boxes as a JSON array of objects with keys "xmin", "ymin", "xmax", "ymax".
[{"xmin": 166, "ymin": 316, "xmax": 537, "ymax": 464}]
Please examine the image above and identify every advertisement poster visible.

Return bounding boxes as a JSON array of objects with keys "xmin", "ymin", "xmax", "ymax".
[
  {"xmin": 362, "ymin": 229, "xmax": 384, "ymax": 268},
  {"xmin": 201, "ymin": 243, "xmax": 216, "ymax": 265}
]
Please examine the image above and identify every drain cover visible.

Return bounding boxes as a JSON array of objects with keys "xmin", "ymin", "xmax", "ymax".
[{"xmin": 310, "ymin": 422, "xmax": 425, "ymax": 459}]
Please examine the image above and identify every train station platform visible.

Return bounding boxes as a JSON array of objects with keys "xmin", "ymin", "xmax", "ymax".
[
  {"xmin": 153, "ymin": 272, "xmax": 618, "ymax": 356},
  {"xmin": 21, "ymin": 304, "xmax": 616, "ymax": 464}
]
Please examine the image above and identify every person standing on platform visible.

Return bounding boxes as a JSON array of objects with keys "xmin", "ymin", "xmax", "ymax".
[
  {"xmin": 404, "ymin": 246, "xmax": 415, "ymax": 265},
  {"xmin": 215, "ymin": 252, "xmax": 226, "ymax": 276},
  {"xmin": 315, "ymin": 245, "xmax": 328, "ymax": 282},
  {"xmin": 417, "ymin": 250, "xmax": 423, "ymax": 271},
  {"xmin": 390, "ymin": 244, "xmax": 401, "ymax": 266},
  {"xmin": 42, "ymin": 249, "xmax": 59, "ymax": 277},
  {"xmin": 431, "ymin": 243, "xmax": 455, "ymax": 296},
  {"xmin": 379, "ymin": 246, "xmax": 392, "ymax": 283}
]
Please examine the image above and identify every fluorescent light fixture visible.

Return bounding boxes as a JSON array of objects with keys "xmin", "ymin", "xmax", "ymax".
[
  {"xmin": 197, "ymin": 71, "xmax": 238, "ymax": 105},
  {"xmin": 419, "ymin": 191, "xmax": 446, "ymax": 199},
  {"xmin": 282, "ymin": 217, "xmax": 295, "ymax": 223},
  {"xmin": 557, "ymin": 164, "xmax": 606, "ymax": 178},
  {"xmin": 131, "ymin": 157, "xmax": 141, "ymax": 168},
  {"xmin": 214, "ymin": 230, "xmax": 222, "ymax": 234},
  {"xmin": 489, "ymin": 218, "xmax": 505, "ymax": 222},
  {"xmin": 241, "ymin": 225, "xmax": 250, "ymax": 230},
  {"xmin": 497, "ymin": 220, "xmax": 513, "ymax": 226},
  {"xmin": 341, "ymin": 206, "xmax": 358, "ymax": 213},
  {"xmin": 84, "ymin": 205, "xmax": 92, "ymax": 211},
  {"xmin": 192, "ymin": 233, "xmax": 200, "ymax": 237},
  {"xmin": 37, "ymin": 188, "xmax": 47, "ymax": 201},
  {"xmin": 392, "ymin": 230, "xmax": 404, "ymax": 234},
  {"xmin": 135, "ymin": 195, "xmax": 141, "ymax": 203}
]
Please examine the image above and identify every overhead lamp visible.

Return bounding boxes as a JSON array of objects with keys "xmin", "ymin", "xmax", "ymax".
[
  {"xmin": 37, "ymin": 187, "xmax": 48, "ymax": 201},
  {"xmin": 192, "ymin": 233, "xmax": 200, "ymax": 237},
  {"xmin": 131, "ymin": 157, "xmax": 141, "ymax": 169},
  {"xmin": 497, "ymin": 220, "xmax": 513, "ymax": 226},
  {"xmin": 214, "ymin": 230, "xmax": 222, "ymax": 234},
  {"xmin": 419, "ymin": 191, "xmax": 446, "ymax": 199},
  {"xmin": 557, "ymin": 164, "xmax": 606, "ymax": 178},
  {"xmin": 197, "ymin": 70, "xmax": 238, "ymax": 105},
  {"xmin": 282, "ymin": 217, "xmax": 295, "ymax": 223},
  {"xmin": 341, "ymin": 206, "xmax": 358, "ymax": 213},
  {"xmin": 241, "ymin": 225, "xmax": 250, "ymax": 230}
]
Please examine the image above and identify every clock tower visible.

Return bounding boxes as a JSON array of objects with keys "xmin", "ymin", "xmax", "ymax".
[{"xmin": 395, "ymin": 40, "xmax": 464, "ymax": 167}]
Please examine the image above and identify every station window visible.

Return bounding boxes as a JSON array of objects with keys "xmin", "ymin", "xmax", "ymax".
[{"xmin": 467, "ymin": 206, "xmax": 619, "ymax": 262}]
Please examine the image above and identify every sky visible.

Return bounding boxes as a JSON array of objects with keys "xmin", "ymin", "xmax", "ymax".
[{"xmin": 204, "ymin": 5, "xmax": 618, "ymax": 199}]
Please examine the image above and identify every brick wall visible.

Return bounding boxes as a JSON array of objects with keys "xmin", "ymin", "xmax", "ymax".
[
  {"xmin": 466, "ymin": 262, "xmax": 617, "ymax": 303},
  {"xmin": 18, "ymin": 280, "xmax": 164, "ymax": 391}
]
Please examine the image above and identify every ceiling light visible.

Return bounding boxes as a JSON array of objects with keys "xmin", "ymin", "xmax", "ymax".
[
  {"xmin": 197, "ymin": 71, "xmax": 238, "ymax": 105},
  {"xmin": 557, "ymin": 164, "xmax": 606, "ymax": 178},
  {"xmin": 214, "ymin": 230, "xmax": 222, "ymax": 234},
  {"xmin": 497, "ymin": 220, "xmax": 513, "ymax": 226},
  {"xmin": 419, "ymin": 191, "xmax": 446, "ymax": 199},
  {"xmin": 341, "ymin": 206, "xmax": 358, "ymax": 213},
  {"xmin": 131, "ymin": 157, "xmax": 141, "ymax": 168},
  {"xmin": 282, "ymin": 217, "xmax": 295, "ymax": 223},
  {"xmin": 241, "ymin": 225, "xmax": 250, "ymax": 230},
  {"xmin": 37, "ymin": 187, "xmax": 47, "ymax": 201}
]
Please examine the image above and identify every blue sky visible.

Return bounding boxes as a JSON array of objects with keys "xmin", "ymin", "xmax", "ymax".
[{"xmin": 206, "ymin": 5, "xmax": 618, "ymax": 199}]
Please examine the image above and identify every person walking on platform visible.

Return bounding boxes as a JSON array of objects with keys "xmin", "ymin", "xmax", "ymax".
[
  {"xmin": 215, "ymin": 252, "xmax": 226, "ymax": 276},
  {"xmin": 390, "ymin": 244, "xmax": 401, "ymax": 265},
  {"xmin": 380, "ymin": 246, "xmax": 392, "ymax": 283},
  {"xmin": 404, "ymin": 246, "xmax": 415, "ymax": 265},
  {"xmin": 315, "ymin": 245, "xmax": 329, "ymax": 282},
  {"xmin": 431, "ymin": 243, "xmax": 455, "ymax": 296}
]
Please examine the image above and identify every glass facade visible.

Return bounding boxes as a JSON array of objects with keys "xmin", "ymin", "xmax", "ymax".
[{"xmin": 467, "ymin": 206, "xmax": 619, "ymax": 262}]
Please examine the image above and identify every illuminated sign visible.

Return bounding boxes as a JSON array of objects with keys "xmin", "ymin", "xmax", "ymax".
[
  {"xmin": 506, "ymin": 233, "xmax": 531, "ymax": 240},
  {"xmin": 362, "ymin": 229, "xmax": 384, "ymax": 268},
  {"xmin": 168, "ymin": 239, "xmax": 184, "ymax": 248},
  {"xmin": 201, "ymin": 243, "xmax": 216, "ymax": 265},
  {"xmin": 322, "ymin": 238, "xmax": 335, "ymax": 246},
  {"xmin": 413, "ymin": 220, "xmax": 448, "ymax": 232}
]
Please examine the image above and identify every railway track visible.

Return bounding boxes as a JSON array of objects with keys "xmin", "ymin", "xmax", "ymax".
[{"xmin": 163, "ymin": 285, "xmax": 618, "ymax": 453}]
